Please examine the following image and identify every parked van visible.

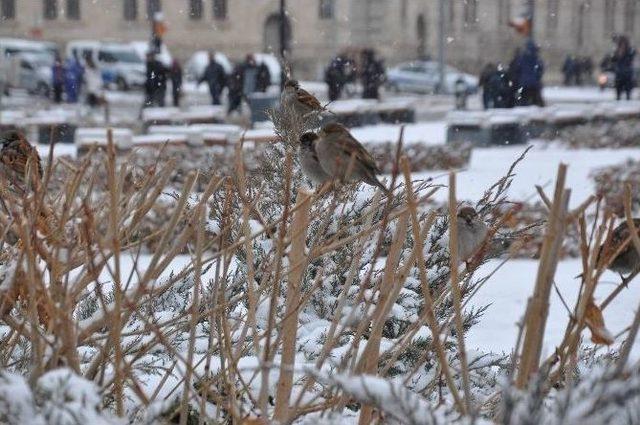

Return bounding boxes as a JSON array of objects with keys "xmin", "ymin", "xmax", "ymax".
[
  {"xmin": 66, "ymin": 40, "xmax": 145, "ymax": 90},
  {"xmin": 0, "ymin": 38, "xmax": 57, "ymax": 94}
]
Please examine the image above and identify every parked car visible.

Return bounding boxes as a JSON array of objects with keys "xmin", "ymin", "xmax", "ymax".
[
  {"xmin": 66, "ymin": 40, "xmax": 146, "ymax": 90},
  {"xmin": 129, "ymin": 40, "xmax": 172, "ymax": 67},
  {"xmin": 386, "ymin": 60, "xmax": 478, "ymax": 94},
  {"xmin": 184, "ymin": 50, "xmax": 233, "ymax": 81},
  {"xmin": 0, "ymin": 38, "xmax": 57, "ymax": 93},
  {"xmin": 16, "ymin": 52, "xmax": 54, "ymax": 96}
]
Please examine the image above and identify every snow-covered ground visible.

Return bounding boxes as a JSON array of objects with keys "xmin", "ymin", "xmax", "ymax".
[
  {"xmin": 469, "ymin": 259, "xmax": 640, "ymax": 360},
  {"xmin": 418, "ymin": 143, "xmax": 640, "ymax": 208}
]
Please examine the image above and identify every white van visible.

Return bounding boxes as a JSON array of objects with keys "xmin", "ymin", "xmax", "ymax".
[
  {"xmin": 66, "ymin": 40, "xmax": 145, "ymax": 90},
  {"xmin": 0, "ymin": 38, "xmax": 57, "ymax": 93}
]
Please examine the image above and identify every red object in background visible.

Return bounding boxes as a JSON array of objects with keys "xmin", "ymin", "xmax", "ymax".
[
  {"xmin": 29, "ymin": 27, "xmax": 43, "ymax": 39},
  {"xmin": 509, "ymin": 17, "xmax": 531, "ymax": 36}
]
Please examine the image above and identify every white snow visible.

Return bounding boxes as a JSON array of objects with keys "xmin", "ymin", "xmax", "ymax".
[
  {"xmin": 468, "ymin": 258, "xmax": 640, "ymax": 360},
  {"xmin": 352, "ymin": 121, "xmax": 447, "ymax": 146},
  {"xmin": 416, "ymin": 144, "xmax": 640, "ymax": 208}
]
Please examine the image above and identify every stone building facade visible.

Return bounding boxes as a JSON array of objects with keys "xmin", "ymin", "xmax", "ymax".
[{"xmin": 0, "ymin": 0, "xmax": 636, "ymax": 80}]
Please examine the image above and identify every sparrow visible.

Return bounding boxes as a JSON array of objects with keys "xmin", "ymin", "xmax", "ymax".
[
  {"xmin": 0, "ymin": 130, "xmax": 42, "ymax": 187},
  {"xmin": 281, "ymin": 79, "xmax": 325, "ymax": 118},
  {"xmin": 456, "ymin": 206, "xmax": 489, "ymax": 263},
  {"xmin": 309, "ymin": 122, "xmax": 388, "ymax": 193},
  {"xmin": 299, "ymin": 132, "xmax": 332, "ymax": 186},
  {"xmin": 598, "ymin": 219, "xmax": 640, "ymax": 277}
]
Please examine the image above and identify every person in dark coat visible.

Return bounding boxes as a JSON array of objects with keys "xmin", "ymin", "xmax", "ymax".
[
  {"xmin": 613, "ymin": 35, "xmax": 636, "ymax": 100},
  {"xmin": 51, "ymin": 53, "xmax": 65, "ymax": 103},
  {"xmin": 256, "ymin": 61, "xmax": 271, "ymax": 92},
  {"xmin": 514, "ymin": 39, "xmax": 545, "ymax": 107},
  {"xmin": 198, "ymin": 52, "xmax": 227, "ymax": 105},
  {"xmin": 325, "ymin": 56, "xmax": 346, "ymax": 101},
  {"xmin": 479, "ymin": 63, "xmax": 497, "ymax": 109},
  {"xmin": 145, "ymin": 53, "xmax": 167, "ymax": 107},
  {"xmin": 227, "ymin": 64, "xmax": 244, "ymax": 115},
  {"xmin": 361, "ymin": 49, "xmax": 385, "ymax": 100},
  {"xmin": 562, "ymin": 55, "xmax": 577, "ymax": 86},
  {"xmin": 170, "ymin": 59, "xmax": 183, "ymax": 107}
]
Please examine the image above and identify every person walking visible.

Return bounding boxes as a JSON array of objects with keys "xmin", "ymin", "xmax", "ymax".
[
  {"xmin": 198, "ymin": 52, "xmax": 226, "ymax": 105},
  {"xmin": 170, "ymin": 59, "xmax": 183, "ymax": 107},
  {"xmin": 325, "ymin": 56, "xmax": 346, "ymax": 102},
  {"xmin": 613, "ymin": 35, "xmax": 636, "ymax": 100},
  {"xmin": 84, "ymin": 57, "xmax": 103, "ymax": 108},
  {"xmin": 227, "ymin": 63, "xmax": 244, "ymax": 115},
  {"xmin": 514, "ymin": 39, "xmax": 545, "ymax": 107},
  {"xmin": 562, "ymin": 55, "xmax": 576, "ymax": 86},
  {"xmin": 256, "ymin": 61, "xmax": 271, "ymax": 92},
  {"xmin": 51, "ymin": 54, "xmax": 65, "ymax": 103},
  {"xmin": 64, "ymin": 52, "xmax": 84, "ymax": 103},
  {"xmin": 145, "ymin": 53, "xmax": 167, "ymax": 107},
  {"xmin": 479, "ymin": 62, "xmax": 497, "ymax": 109},
  {"xmin": 361, "ymin": 49, "xmax": 385, "ymax": 100}
]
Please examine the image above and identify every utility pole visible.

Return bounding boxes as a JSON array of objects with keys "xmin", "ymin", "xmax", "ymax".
[
  {"xmin": 528, "ymin": 0, "xmax": 535, "ymax": 39},
  {"xmin": 437, "ymin": 0, "xmax": 446, "ymax": 94},
  {"xmin": 279, "ymin": 0, "xmax": 287, "ymax": 60}
]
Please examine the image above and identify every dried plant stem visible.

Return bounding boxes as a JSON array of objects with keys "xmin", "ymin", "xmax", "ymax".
[
  {"xmin": 274, "ymin": 188, "xmax": 312, "ymax": 422},
  {"xmin": 402, "ymin": 158, "xmax": 465, "ymax": 414},
  {"xmin": 517, "ymin": 163, "xmax": 569, "ymax": 389},
  {"xmin": 448, "ymin": 172, "xmax": 472, "ymax": 413}
]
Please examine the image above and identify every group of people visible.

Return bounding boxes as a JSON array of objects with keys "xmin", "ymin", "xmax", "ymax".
[
  {"xmin": 479, "ymin": 38, "xmax": 545, "ymax": 109},
  {"xmin": 144, "ymin": 52, "xmax": 272, "ymax": 114},
  {"xmin": 51, "ymin": 52, "xmax": 103, "ymax": 106},
  {"xmin": 562, "ymin": 55, "xmax": 594, "ymax": 86},
  {"xmin": 324, "ymin": 48, "xmax": 386, "ymax": 101}
]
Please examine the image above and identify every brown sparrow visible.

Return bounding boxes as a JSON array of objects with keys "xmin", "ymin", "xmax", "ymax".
[
  {"xmin": 598, "ymin": 219, "xmax": 640, "ymax": 277},
  {"xmin": 309, "ymin": 122, "xmax": 388, "ymax": 193},
  {"xmin": 281, "ymin": 79, "xmax": 325, "ymax": 118},
  {"xmin": 456, "ymin": 206, "xmax": 489, "ymax": 263},
  {"xmin": 0, "ymin": 130, "xmax": 42, "ymax": 187},
  {"xmin": 299, "ymin": 132, "xmax": 331, "ymax": 186}
]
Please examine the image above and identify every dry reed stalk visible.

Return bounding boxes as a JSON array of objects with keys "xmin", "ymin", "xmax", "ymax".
[
  {"xmin": 356, "ymin": 211, "xmax": 409, "ymax": 425},
  {"xmin": 401, "ymin": 158, "xmax": 465, "ymax": 414},
  {"xmin": 516, "ymin": 163, "xmax": 569, "ymax": 389},
  {"xmin": 180, "ymin": 204, "xmax": 205, "ymax": 425},
  {"xmin": 447, "ymin": 171, "xmax": 472, "ymax": 413},
  {"xmin": 274, "ymin": 188, "xmax": 312, "ymax": 422}
]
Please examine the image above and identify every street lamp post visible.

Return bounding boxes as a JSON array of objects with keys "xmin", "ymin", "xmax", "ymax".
[
  {"xmin": 279, "ymin": 0, "xmax": 287, "ymax": 60},
  {"xmin": 437, "ymin": 0, "xmax": 446, "ymax": 94}
]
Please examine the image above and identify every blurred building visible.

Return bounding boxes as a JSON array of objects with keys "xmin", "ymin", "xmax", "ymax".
[{"xmin": 0, "ymin": 0, "xmax": 635, "ymax": 80}]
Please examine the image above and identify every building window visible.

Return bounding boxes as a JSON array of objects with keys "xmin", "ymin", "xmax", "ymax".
[
  {"xmin": 464, "ymin": 0, "xmax": 477, "ymax": 25},
  {"xmin": 124, "ymin": 0, "xmax": 137, "ymax": 20},
  {"xmin": 146, "ymin": 0, "xmax": 161, "ymax": 20},
  {"xmin": 604, "ymin": 0, "xmax": 616, "ymax": 34},
  {"xmin": 0, "ymin": 0, "xmax": 15, "ymax": 20},
  {"xmin": 319, "ymin": 0, "xmax": 334, "ymax": 19},
  {"xmin": 43, "ymin": 0, "xmax": 58, "ymax": 20},
  {"xmin": 625, "ymin": 0, "xmax": 636, "ymax": 34},
  {"xmin": 66, "ymin": 0, "xmax": 80, "ymax": 20},
  {"xmin": 213, "ymin": 0, "xmax": 227, "ymax": 20},
  {"xmin": 499, "ymin": 0, "xmax": 511, "ymax": 24},
  {"xmin": 547, "ymin": 0, "xmax": 559, "ymax": 34},
  {"xmin": 188, "ymin": 0, "xmax": 202, "ymax": 20}
]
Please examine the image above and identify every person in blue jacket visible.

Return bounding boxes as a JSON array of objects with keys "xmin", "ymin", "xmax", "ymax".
[
  {"xmin": 64, "ymin": 52, "xmax": 84, "ymax": 103},
  {"xmin": 514, "ymin": 39, "xmax": 545, "ymax": 107}
]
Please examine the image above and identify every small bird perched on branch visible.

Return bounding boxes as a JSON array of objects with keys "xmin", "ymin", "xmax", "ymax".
[
  {"xmin": 456, "ymin": 206, "xmax": 489, "ymax": 264},
  {"xmin": 281, "ymin": 79, "xmax": 325, "ymax": 119},
  {"xmin": 0, "ymin": 130, "xmax": 42, "ymax": 189},
  {"xmin": 299, "ymin": 122, "xmax": 388, "ymax": 194},
  {"xmin": 598, "ymin": 219, "xmax": 640, "ymax": 277}
]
